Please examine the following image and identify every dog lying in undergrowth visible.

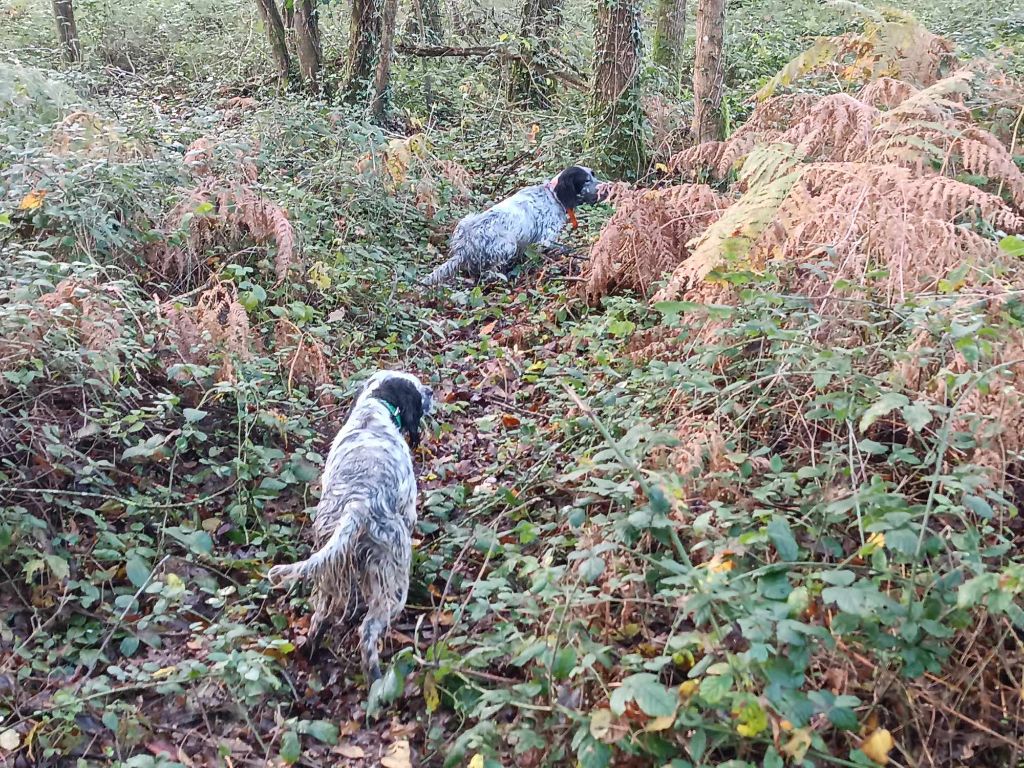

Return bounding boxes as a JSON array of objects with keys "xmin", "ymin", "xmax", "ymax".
[
  {"xmin": 268, "ymin": 370, "xmax": 433, "ymax": 683},
  {"xmin": 420, "ymin": 165, "xmax": 601, "ymax": 286}
]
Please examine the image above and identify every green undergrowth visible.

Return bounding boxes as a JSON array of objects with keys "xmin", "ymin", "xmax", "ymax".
[{"xmin": 2, "ymin": 0, "xmax": 1023, "ymax": 766}]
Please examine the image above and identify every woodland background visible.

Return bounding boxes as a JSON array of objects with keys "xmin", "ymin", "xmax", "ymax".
[{"xmin": 1, "ymin": 0, "xmax": 1023, "ymax": 766}]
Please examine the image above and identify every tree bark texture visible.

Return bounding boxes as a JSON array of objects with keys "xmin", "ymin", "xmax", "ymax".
[
  {"xmin": 254, "ymin": 0, "xmax": 292, "ymax": 82},
  {"xmin": 344, "ymin": 0, "xmax": 400, "ymax": 119},
  {"xmin": 652, "ymin": 0, "xmax": 686, "ymax": 72},
  {"xmin": 588, "ymin": 0, "xmax": 648, "ymax": 177},
  {"xmin": 281, "ymin": 0, "xmax": 295, "ymax": 28},
  {"xmin": 52, "ymin": 0, "xmax": 82, "ymax": 63},
  {"xmin": 691, "ymin": 0, "xmax": 726, "ymax": 143},
  {"xmin": 506, "ymin": 0, "xmax": 563, "ymax": 107},
  {"xmin": 404, "ymin": 0, "xmax": 443, "ymax": 44},
  {"xmin": 294, "ymin": 0, "xmax": 323, "ymax": 93}
]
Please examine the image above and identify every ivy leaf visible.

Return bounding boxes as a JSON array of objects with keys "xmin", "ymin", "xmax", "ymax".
[
  {"xmin": 859, "ymin": 392, "xmax": 908, "ymax": 433},
  {"xmin": 901, "ymin": 402, "xmax": 931, "ymax": 433},
  {"xmin": 302, "ymin": 720, "xmax": 338, "ymax": 745},
  {"xmin": 609, "ymin": 673, "xmax": 677, "ymax": 717},
  {"xmin": 279, "ymin": 731, "xmax": 301, "ymax": 765},
  {"xmin": 962, "ymin": 494, "xmax": 993, "ymax": 520},
  {"xmin": 698, "ymin": 672, "xmax": 733, "ymax": 704},
  {"xmin": 182, "ymin": 408, "xmax": 208, "ymax": 423},
  {"xmin": 125, "ymin": 556, "xmax": 151, "ymax": 588},
  {"xmin": 551, "ymin": 646, "xmax": 577, "ymax": 681},
  {"xmin": 767, "ymin": 516, "xmax": 799, "ymax": 561},
  {"xmin": 579, "ymin": 555, "xmax": 605, "ymax": 583},
  {"xmin": 44, "ymin": 554, "xmax": 69, "ymax": 581}
]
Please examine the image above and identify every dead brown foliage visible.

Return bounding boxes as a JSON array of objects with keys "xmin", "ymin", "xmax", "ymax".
[
  {"xmin": 583, "ymin": 69, "xmax": 1024, "ymax": 309},
  {"xmin": 582, "ymin": 184, "xmax": 731, "ymax": 303},
  {"xmin": 155, "ymin": 138, "xmax": 298, "ymax": 289},
  {"xmin": 159, "ymin": 282, "xmax": 252, "ymax": 383},
  {"xmin": 273, "ymin": 318, "xmax": 334, "ymax": 404},
  {"xmin": 0, "ymin": 279, "xmax": 125, "ymax": 373}
]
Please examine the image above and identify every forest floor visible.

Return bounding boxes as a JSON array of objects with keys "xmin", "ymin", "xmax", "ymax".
[{"xmin": 2, "ymin": 1, "xmax": 1024, "ymax": 767}]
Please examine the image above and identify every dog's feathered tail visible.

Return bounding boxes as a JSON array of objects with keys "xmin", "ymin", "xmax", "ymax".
[
  {"xmin": 419, "ymin": 252, "xmax": 466, "ymax": 287},
  {"xmin": 267, "ymin": 502, "xmax": 366, "ymax": 588}
]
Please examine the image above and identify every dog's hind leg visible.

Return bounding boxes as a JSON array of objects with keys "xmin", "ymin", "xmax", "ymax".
[
  {"xmin": 357, "ymin": 545, "xmax": 411, "ymax": 684},
  {"xmin": 359, "ymin": 614, "xmax": 387, "ymax": 683}
]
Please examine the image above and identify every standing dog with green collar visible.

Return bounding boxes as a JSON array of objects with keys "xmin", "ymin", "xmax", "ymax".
[{"xmin": 268, "ymin": 370, "xmax": 433, "ymax": 684}]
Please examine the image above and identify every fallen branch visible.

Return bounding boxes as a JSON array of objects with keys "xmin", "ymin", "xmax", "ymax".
[{"xmin": 395, "ymin": 43, "xmax": 588, "ymax": 92}]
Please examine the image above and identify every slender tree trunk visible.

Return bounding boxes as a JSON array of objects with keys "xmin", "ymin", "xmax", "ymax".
[
  {"xmin": 691, "ymin": 0, "xmax": 726, "ymax": 143},
  {"xmin": 588, "ymin": 0, "xmax": 648, "ymax": 178},
  {"xmin": 282, "ymin": 0, "xmax": 295, "ymax": 28},
  {"xmin": 254, "ymin": 0, "xmax": 292, "ymax": 82},
  {"xmin": 652, "ymin": 0, "xmax": 686, "ymax": 75},
  {"xmin": 507, "ymin": 0, "xmax": 563, "ymax": 107},
  {"xmin": 404, "ymin": 0, "xmax": 442, "ymax": 43},
  {"xmin": 52, "ymin": 0, "xmax": 82, "ymax": 63},
  {"xmin": 344, "ymin": 0, "xmax": 400, "ymax": 119},
  {"xmin": 294, "ymin": 0, "xmax": 323, "ymax": 93}
]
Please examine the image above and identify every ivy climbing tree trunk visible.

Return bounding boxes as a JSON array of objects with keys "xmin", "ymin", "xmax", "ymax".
[
  {"xmin": 52, "ymin": 0, "xmax": 82, "ymax": 63},
  {"xmin": 691, "ymin": 0, "xmax": 726, "ymax": 143},
  {"xmin": 588, "ymin": 0, "xmax": 648, "ymax": 178},
  {"xmin": 294, "ymin": 0, "xmax": 323, "ymax": 93},
  {"xmin": 652, "ymin": 0, "xmax": 686, "ymax": 79},
  {"xmin": 344, "ymin": 0, "xmax": 400, "ymax": 119},
  {"xmin": 404, "ymin": 0, "xmax": 443, "ymax": 44},
  {"xmin": 506, "ymin": 0, "xmax": 563, "ymax": 107},
  {"xmin": 254, "ymin": 0, "xmax": 292, "ymax": 83}
]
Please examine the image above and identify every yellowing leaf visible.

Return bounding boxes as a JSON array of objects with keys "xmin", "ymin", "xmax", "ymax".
[
  {"xmin": 165, "ymin": 573, "xmax": 184, "ymax": 590},
  {"xmin": 860, "ymin": 728, "xmax": 895, "ymax": 765},
  {"xmin": 424, "ymin": 671, "xmax": 440, "ymax": 713},
  {"xmin": 678, "ymin": 680, "xmax": 700, "ymax": 699},
  {"xmin": 781, "ymin": 727, "xmax": 813, "ymax": 761},
  {"xmin": 151, "ymin": 666, "xmax": 177, "ymax": 679},
  {"xmin": 18, "ymin": 189, "xmax": 46, "ymax": 211},
  {"xmin": 468, "ymin": 755, "xmax": 485, "ymax": 768},
  {"xmin": 381, "ymin": 739, "xmax": 411, "ymax": 768},
  {"xmin": 0, "ymin": 729, "xmax": 20, "ymax": 752},
  {"xmin": 589, "ymin": 709, "xmax": 612, "ymax": 740},
  {"xmin": 645, "ymin": 714, "xmax": 676, "ymax": 732},
  {"xmin": 655, "ymin": 162, "xmax": 669, "ymax": 173}
]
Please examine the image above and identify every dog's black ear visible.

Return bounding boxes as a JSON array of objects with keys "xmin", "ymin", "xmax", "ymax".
[
  {"xmin": 553, "ymin": 166, "xmax": 597, "ymax": 210},
  {"xmin": 373, "ymin": 377, "xmax": 426, "ymax": 447}
]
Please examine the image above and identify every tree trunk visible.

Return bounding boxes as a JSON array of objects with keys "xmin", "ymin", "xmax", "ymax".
[
  {"xmin": 506, "ymin": 0, "xmax": 563, "ymax": 107},
  {"xmin": 652, "ymin": 0, "xmax": 686, "ymax": 75},
  {"xmin": 294, "ymin": 0, "xmax": 323, "ymax": 93},
  {"xmin": 282, "ymin": 0, "xmax": 295, "ymax": 28},
  {"xmin": 254, "ymin": 0, "xmax": 292, "ymax": 82},
  {"xmin": 52, "ymin": 0, "xmax": 82, "ymax": 63},
  {"xmin": 691, "ymin": 0, "xmax": 726, "ymax": 143},
  {"xmin": 344, "ymin": 0, "xmax": 400, "ymax": 119},
  {"xmin": 588, "ymin": 0, "xmax": 648, "ymax": 178},
  {"xmin": 404, "ymin": 0, "xmax": 442, "ymax": 44}
]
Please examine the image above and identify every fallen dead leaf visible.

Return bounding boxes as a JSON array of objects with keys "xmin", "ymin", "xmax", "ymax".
[
  {"xmin": 18, "ymin": 189, "xmax": 46, "ymax": 211},
  {"xmin": 335, "ymin": 744, "xmax": 365, "ymax": 759},
  {"xmin": 0, "ymin": 729, "xmax": 20, "ymax": 752},
  {"xmin": 381, "ymin": 738, "xmax": 411, "ymax": 768},
  {"xmin": 501, "ymin": 414, "xmax": 521, "ymax": 429},
  {"xmin": 645, "ymin": 713, "xmax": 676, "ymax": 732},
  {"xmin": 860, "ymin": 728, "xmax": 894, "ymax": 765}
]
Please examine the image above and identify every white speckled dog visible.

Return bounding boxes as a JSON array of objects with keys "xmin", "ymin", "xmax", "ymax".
[
  {"xmin": 268, "ymin": 370, "xmax": 433, "ymax": 683},
  {"xmin": 421, "ymin": 165, "xmax": 600, "ymax": 286}
]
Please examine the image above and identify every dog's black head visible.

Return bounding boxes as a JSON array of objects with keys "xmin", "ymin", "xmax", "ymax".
[
  {"xmin": 361, "ymin": 370, "xmax": 433, "ymax": 448},
  {"xmin": 553, "ymin": 165, "xmax": 600, "ymax": 210}
]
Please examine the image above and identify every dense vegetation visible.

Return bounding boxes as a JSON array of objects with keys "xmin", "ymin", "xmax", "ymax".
[{"xmin": 1, "ymin": 0, "xmax": 1023, "ymax": 766}]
